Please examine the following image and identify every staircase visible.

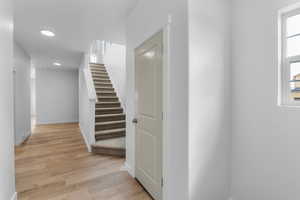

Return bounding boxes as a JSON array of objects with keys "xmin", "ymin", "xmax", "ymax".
[{"xmin": 90, "ymin": 63, "xmax": 126, "ymax": 157}]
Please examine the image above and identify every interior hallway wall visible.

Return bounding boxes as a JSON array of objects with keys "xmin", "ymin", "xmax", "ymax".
[
  {"xmin": 231, "ymin": 0, "xmax": 300, "ymax": 199},
  {"xmin": 188, "ymin": 0, "xmax": 232, "ymax": 199},
  {"xmin": 103, "ymin": 43, "xmax": 126, "ymax": 109},
  {"xmin": 13, "ymin": 42, "xmax": 32, "ymax": 145},
  {"xmin": 126, "ymin": 0, "xmax": 189, "ymax": 199},
  {"xmin": 0, "ymin": 0, "xmax": 16, "ymax": 199},
  {"xmin": 31, "ymin": 77, "xmax": 36, "ymax": 117},
  {"xmin": 36, "ymin": 69, "xmax": 79, "ymax": 124}
]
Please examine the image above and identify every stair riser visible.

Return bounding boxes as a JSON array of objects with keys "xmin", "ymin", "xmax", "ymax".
[
  {"xmin": 90, "ymin": 63, "xmax": 104, "ymax": 66},
  {"xmin": 90, "ymin": 67, "xmax": 106, "ymax": 70},
  {"xmin": 96, "ymin": 109, "xmax": 123, "ymax": 115},
  {"xmin": 94, "ymin": 83, "xmax": 113, "ymax": 87},
  {"xmin": 95, "ymin": 122, "xmax": 126, "ymax": 131},
  {"xmin": 92, "ymin": 71, "xmax": 108, "ymax": 75},
  {"xmin": 95, "ymin": 132, "xmax": 125, "ymax": 140},
  {"xmin": 90, "ymin": 66, "xmax": 105, "ymax": 69},
  {"xmin": 92, "ymin": 74, "xmax": 109, "ymax": 78},
  {"xmin": 93, "ymin": 76, "xmax": 110, "ymax": 80},
  {"xmin": 93, "ymin": 76, "xmax": 109, "ymax": 80},
  {"xmin": 98, "ymin": 98, "xmax": 119, "ymax": 102},
  {"xmin": 92, "ymin": 146, "xmax": 125, "ymax": 157},
  {"xmin": 90, "ymin": 65, "xmax": 105, "ymax": 68},
  {"xmin": 95, "ymin": 115, "xmax": 125, "ymax": 123},
  {"xmin": 96, "ymin": 88, "xmax": 114, "ymax": 92},
  {"xmin": 96, "ymin": 92, "xmax": 117, "ymax": 97},
  {"xmin": 96, "ymin": 103, "xmax": 121, "ymax": 108},
  {"xmin": 94, "ymin": 79, "xmax": 111, "ymax": 83},
  {"xmin": 93, "ymin": 74, "xmax": 109, "ymax": 78},
  {"xmin": 91, "ymin": 70, "xmax": 107, "ymax": 74}
]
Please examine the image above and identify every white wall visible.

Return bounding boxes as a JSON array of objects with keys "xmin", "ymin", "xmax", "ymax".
[
  {"xmin": 188, "ymin": 0, "xmax": 232, "ymax": 200},
  {"xmin": 14, "ymin": 42, "xmax": 31, "ymax": 145},
  {"xmin": 126, "ymin": 1, "xmax": 189, "ymax": 199},
  {"xmin": 31, "ymin": 78, "xmax": 36, "ymax": 117},
  {"xmin": 90, "ymin": 40, "xmax": 105, "ymax": 64},
  {"xmin": 104, "ymin": 43, "xmax": 126, "ymax": 109},
  {"xmin": 0, "ymin": 0, "xmax": 16, "ymax": 199},
  {"xmin": 231, "ymin": 0, "xmax": 300, "ymax": 199},
  {"xmin": 36, "ymin": 69, "xmax": 79, "ymax": 124},
  {"xmin": 31, "ymin": 66, "xmax": 36, "ymax": 117},
  {"xmin": 79, "ymin": 54, "xmax": 97, "ymax": 152}
]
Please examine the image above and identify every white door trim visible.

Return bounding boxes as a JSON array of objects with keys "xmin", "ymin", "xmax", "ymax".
[{"xmin": 161, "ymin": 15, "xmax": 172, "ymax": 200}]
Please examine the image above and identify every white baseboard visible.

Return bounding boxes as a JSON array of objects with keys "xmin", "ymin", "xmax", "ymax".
[
  {"xmin": 15, "ymin": 130, "xmax": 32, "ymax": 146},
  {"xmin": 11, "ymin": 192, "xmax": 17, "ymax": 200},
  {"xmin": 123, "ymin": 161, "xmax": 135, "ymax": 177},
  {"xmin": 36, "ymin": 120, "xmax": 79, "ymax": 125},
  {"xmin": 15, "ymin": 137, "xmax": 23, "ymax": 146},
  {"xmin": 25, "ymin": 130, "xmax": 31, "ymax": 138},
  {"xmin": 23, "ymin": 130, "xmax": 31, "ymax": 142},
  {"xmin": 79, "ymin": 124, "xmax": 91, "ymax": 152}
]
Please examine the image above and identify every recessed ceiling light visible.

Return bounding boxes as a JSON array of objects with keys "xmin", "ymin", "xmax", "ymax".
[
  {"xmin": 40, "ymin": 30, "xmax": 55, "ymax": 37},
  {"xmin": 53, "ymin": 62, "xmax": 61, "ymax": 66}
]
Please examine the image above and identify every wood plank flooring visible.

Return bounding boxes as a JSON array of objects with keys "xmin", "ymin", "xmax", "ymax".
[{"xmin": 15, "ymin": 123, "xmax": 152, "ymax": 200}]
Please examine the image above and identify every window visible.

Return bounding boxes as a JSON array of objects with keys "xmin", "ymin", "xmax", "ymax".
[{"xmin": 279, "ymin": 6, "xmax": 300, "ymax": 106}]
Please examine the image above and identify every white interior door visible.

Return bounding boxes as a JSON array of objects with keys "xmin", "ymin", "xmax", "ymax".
[{"xmin": 135, "ymin": 31, "xmax": 163, "ymax": 200}]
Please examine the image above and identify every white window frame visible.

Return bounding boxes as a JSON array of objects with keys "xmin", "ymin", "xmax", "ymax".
[{"xmin": 278, "ymin": 5, "xmax": 300, "ymax": 107}]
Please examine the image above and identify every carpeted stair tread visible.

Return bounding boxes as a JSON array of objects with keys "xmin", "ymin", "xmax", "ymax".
[
  {"xmin": 96, "ymin": 128, "xmax": 125, "ymax": 135},
  {"xmin": 95, "ymin": 107, "xmax": 123, "ymax": 115},
  {"xmin": 96, "ymin": 91, "xmax": 117, "ymax": 95},
  {"xmin": 91, "ymin": 69, "xmax": 106, "ymax": 72},
  {"xmin": 92, "ymin": 70, "xmax": 107, "ymax": 73},
  {"xmin": 95, "ymin": 86, "xmax": 113, "ymax": 89},
  {"xmin": 95, "ymin": 120, "xmax": 125, "ymax": 126},
  {"xmin": 95, "ymin": 128, "xmax": 125, "ymax": 140},
  {"xmin": 93, "ymin": 77, "xmax": 110, "ymax": 81},
  {"xmin": 96, "ymin": 107, "xmax": 122, "ymax": 111},
  {"xmin": 94, "ymin": 83, "xmax": 113, "ymax": 87},
  {"xmin": 96, "ymin": 102, "xmax": 120, "ymax": 106},
  {"xmin": 93, "ymin": 137, "xmax": 125, "ymax": 149},
  {"xmin": 92, "ymin": 75, "xmax": 109, "ymax": 79},
  {"xmin": 98, "ymin": 96, "xmax": 118, "ymax": 98},
  {"xmin": 96, "ymin": 113, "xmax": 125, "ymax": 117}
]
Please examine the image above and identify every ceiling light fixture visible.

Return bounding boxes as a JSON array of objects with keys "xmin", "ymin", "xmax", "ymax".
[
  {"xmin": 40, "ymin": 30, "xmax": 55, "ymax": 37},
  {"xmin": 53, "ymin": 62, "xmax": 61, "ymax": 66}
]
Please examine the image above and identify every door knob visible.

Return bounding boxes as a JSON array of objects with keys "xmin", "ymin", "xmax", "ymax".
[{"xmin": 132, "ymin": 118, "xmax": 138, "ymax": 124}]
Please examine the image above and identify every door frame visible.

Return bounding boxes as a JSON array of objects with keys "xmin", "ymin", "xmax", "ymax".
[
  {"xmin": 13, "ymin": 67, "xmax": 17, "ymax": 145},
  {"xmin": 133, "ymin": 17, "xmax": 172, "ymax": 200}
]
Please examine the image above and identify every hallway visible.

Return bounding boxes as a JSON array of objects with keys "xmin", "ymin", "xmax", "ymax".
[{"xmin": 15, "ymin": 123, "xmax": 151, "ymax": 200}]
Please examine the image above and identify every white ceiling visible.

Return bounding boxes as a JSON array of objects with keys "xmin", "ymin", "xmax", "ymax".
[{"xmin": 14, "ymin": 0, "xmax": 137, "ymax": 69}]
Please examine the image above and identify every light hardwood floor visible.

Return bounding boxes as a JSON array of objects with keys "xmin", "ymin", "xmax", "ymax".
[{"xmin": 15, "ymin": 123, "xmax": 152, "ymax": 200}]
